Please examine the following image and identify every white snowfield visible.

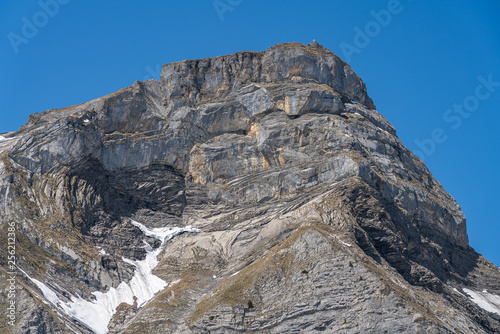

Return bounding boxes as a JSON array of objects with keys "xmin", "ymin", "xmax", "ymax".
[
  {"xmin": 23, "ymin": 220, "xmax": 199, "ymax": 334},
  {"xmin": 463, "ymin": 288, "xmax": 500, "ymax": 315}
]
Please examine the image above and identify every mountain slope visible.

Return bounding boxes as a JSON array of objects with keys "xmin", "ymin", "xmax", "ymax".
[{"xmin": 1, "ymin": 42, "xmax": 499, "ymax": 333}]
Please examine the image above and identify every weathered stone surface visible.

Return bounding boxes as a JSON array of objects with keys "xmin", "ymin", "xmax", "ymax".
[{"xmin": 0, "ymin": 42, "xmax": 499, "ymax": 333}]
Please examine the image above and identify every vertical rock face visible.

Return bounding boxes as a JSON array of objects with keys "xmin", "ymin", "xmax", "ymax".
[{"xmin": 0, "ymin": 42, "xmax": 499, "ymax": 333}]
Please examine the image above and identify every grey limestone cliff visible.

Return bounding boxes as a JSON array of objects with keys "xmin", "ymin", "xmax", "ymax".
[{"xmin": 0, "ymin": 42, "xmax": 499, "ymax": 333}]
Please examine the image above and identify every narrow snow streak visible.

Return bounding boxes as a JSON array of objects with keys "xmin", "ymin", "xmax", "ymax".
[
  {"xmin": 0, "ymin": 136, "xmax": 17, "ymax": 153},
  {"xmin": 338, "ymin": 240, "xmax": 352, "ymax": 247},
  {"xmin": 23, "ymin": 221, "xmax": 199, "ymax": 334},
  {"xmin": 0, "ymin": 136, "xmax": 14, "ymax": 142},
  {"xmin": 463, "ymin": 288, "xmax": 500, "ymax": 315}
]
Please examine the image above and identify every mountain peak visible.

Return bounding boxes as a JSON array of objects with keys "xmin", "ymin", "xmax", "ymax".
[
  {"xmin": 2, "ymin": 43, "xmax": 500, "ymax": 333},
  {"xmin": 160, "ymin": 42, "xmax": 375, "ymax": 112},
  {"xmin": 307, "ymin": 40, "xmax": 325, "ymax": 48}
]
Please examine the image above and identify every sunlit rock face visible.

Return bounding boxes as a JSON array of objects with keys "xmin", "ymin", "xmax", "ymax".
[{"xmin": 1, "ymin": 42, "xmax": 499, "ymax": 333}]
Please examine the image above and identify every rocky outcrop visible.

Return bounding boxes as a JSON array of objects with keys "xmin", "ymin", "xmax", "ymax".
[{"xmin": 1, "ymin": 42, "xmax": 499, "ymax": 333}]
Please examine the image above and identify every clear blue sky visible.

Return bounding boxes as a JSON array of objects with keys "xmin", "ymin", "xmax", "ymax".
[{"xmin": 1, "ymin": 1, "xmax": 499, "ymax": 266}]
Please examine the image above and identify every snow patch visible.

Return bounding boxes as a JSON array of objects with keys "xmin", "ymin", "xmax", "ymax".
[
  {"xmin": 329, "ymin": 233, "xmax": 352, "ymax": 247},
  {"xmin": 0, "ymin": 135, "xmax": 17, "ymax": 142},
  {"xmin": 20, "ymin": 269, "xmax": 65, "ymax": 309},
  {"xmin": 22, "ymin": 221, "xmax": 199, "ymax": 334},
  {"xmin": 377, "ymin": 127, "xmax": 390, "ymax": 135},
  {"xmin": 170, "ymin": 279, "xmax": 181, "ymax": 286},
  {"xmin": 463, "ymin": 288, "xmax": 500, "ymax": 315},
  {"xmin": 97, "ymin": 246, "xmax": 107, "ymax": 255},
  {"xmin": 452, "ymin": 287, "xmax": 464, "ymax": 296},
  {"xmin": 338, "ymin": 240, "xmax": 352, "ymax": 247},
  {"xmin": 130, "ymin": 220, "xmax": 199, "ymax": 243},
  {"xmin": 83, "ymin": 119, "xmax": 90, "ymax": 123},
  {"xmin": 0, "ymin": 136, "xmax": 17, "ymax": 153}
]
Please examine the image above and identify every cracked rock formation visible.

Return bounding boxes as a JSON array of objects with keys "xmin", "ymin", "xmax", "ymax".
[{"xmin": 1, "ymin": 42, "xmax": 499, "ymax": 333}]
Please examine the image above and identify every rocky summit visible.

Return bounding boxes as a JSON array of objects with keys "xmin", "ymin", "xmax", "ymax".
[{"xmin": 1, "ymin": 42, "xmax": 499, "ymax": 333}]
